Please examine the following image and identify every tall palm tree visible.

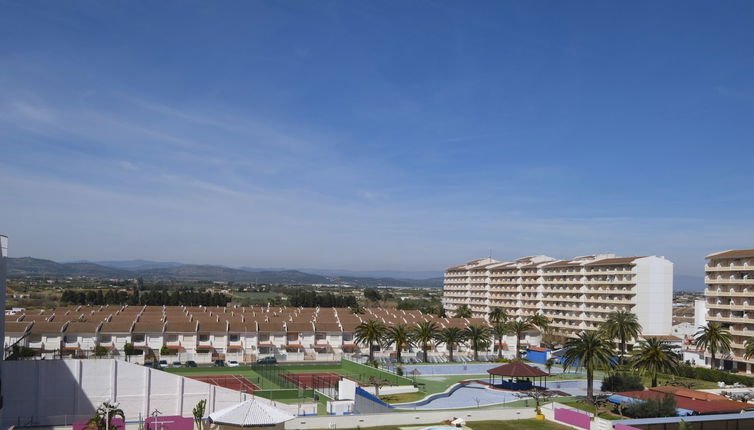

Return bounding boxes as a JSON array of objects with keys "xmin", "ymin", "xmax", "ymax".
[
  {"xmin": 435, "ymin": 327, "xmax": 467, "ymax": 362},
  {"xmin": 384, "ymin": 324, "xmax": 413, "ymax": 363},
  {"xmin": 492, "ymin": 321, "xmax": 510, "ymax": 359},
  {"xmin": 600, "ymin": 310, "xmax": 642, "ymax": 364},
  {"xmin": 489, "ymin": 308, "xmax": 508, "ymax": 324},
  {"xmin": 631, "ymin": 338, "xmax": 681, "ymax": 387},
  {"xmin": 528, "ymin": 314, "xmax": 550, "ymax": 333},
  {"xmin": 509, "ymin": 319, "xmax": 533, "ymax": 359},
  {"xmin": 465, "ymin": 324, "xmax": 492, "ymax": 361},
  {"xmin": 744, "ymin": 337, "xmax": 754, "ymax": 360},
  {"xmin": 354, "ymin": 320, "xmax": 386, "ymax": 363},
  {"xmin": 412, "ymin": 321, "xmax": 439, "ymax": 362},
  {"xmin": 694, "ymin": 322, "xmax": 732, "ymax": 370},
  {"xmin": 454, "ymin": 305, "xmax": 472, "ymax": 318},
  {"xmin": 562, "ymin": 331, "xmax": 616, "ymax": 405}
]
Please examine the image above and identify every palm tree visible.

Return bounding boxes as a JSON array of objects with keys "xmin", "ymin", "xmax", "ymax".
[
  {"xmin": 384, "ymin": 324, "xmax": 412, "ymax": 363},
  {"xmin": 744, "ymin": 337, "xmax": 754, "ymax": 360},
  {"xmin": 562, "ymin": 331, "xmax": 616, "ymax": 405},
  {"xmin": 528, "ymin": 314, "xmax": 550, "ymax": 333},
  {"xmin": 492, "ymin": 321, "xmax": 510, "ymax": 359},
  {"xmin": 630, "ymin": 338, "xmax": 681, "ymax": 387},
  {"xmin": 465, "ymin": 324, "xmax": 492, "ymax": 361},
  {"xmin": 86, "ymin": 401, "xmax": 125, "ymax": 430},
  {"xmin": 694, "ymin": 322, "xmax": 732, "ymax": 370},
  {"xmin": 489, "ymin": 308, "xmax": 508, "ymax": 324},
  {"xmin": 454, "ymin": 305, "xmax": 472, "ymax": 318},
  {"xmin": 412, "ymin": 321, "xmax": 439, "ymax": 362},
  {"xmin": 544, "ymin": 358, "xmax": 555, "ymax": 375},
  {"xmin": 354, "ymin": 320, "xmax": 386, "ymax": 363},
  {"xmin": 600, "ymin": 310, "xmax": 642, "ymax": 365},
  {"xmin": 509, "ymin": 319, "xmax": 533, "ymax": 359},
  {"xmin": 435, "ymin": 327, "xmax": 466, "ymax": 362}
]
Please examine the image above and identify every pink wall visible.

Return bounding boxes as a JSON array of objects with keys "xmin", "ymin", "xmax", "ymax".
[{"xmin": 554, "ymin": 407, "xmax": 591, "ymax": 430}]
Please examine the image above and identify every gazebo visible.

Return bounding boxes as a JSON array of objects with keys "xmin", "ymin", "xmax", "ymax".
[
  {"xmin": 208, "ymin": 398, "xmax": 295, "ymax": 429},
  {"xmin": 486, "ymin": 360, "xmax": 549, "ymax": 391}
]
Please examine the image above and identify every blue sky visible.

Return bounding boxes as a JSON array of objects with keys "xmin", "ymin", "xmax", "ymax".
[{"xmin": 1, "ymin": 1, "xmax": 753, "ymax": 276}]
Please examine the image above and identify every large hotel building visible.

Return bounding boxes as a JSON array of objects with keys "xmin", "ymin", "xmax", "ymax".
[
  {"xmin": 443, "ymin": 253, "xmax": 673, "ymax": 337},
  {"xmin": 703, "ymin": 248, "xmax": 754, "ymax": 372}
]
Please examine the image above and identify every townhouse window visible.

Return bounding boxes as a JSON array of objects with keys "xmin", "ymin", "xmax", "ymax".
[
  {"xmin": 29, "ymin": 335, "xmax": 41, "ymax": 343},
  {"xmin": 166, "ymin": 334, "xmax": 178, "ymax": 343},
  {"xmin": 133, "ymin": 334, "xmax": 145, "ymax": 342},
  {"xmin": 229, "ymin": 334, "xmax": 240, "ymax": 342},
  {"xmin": 98, "ymin": 335, "xmax": 112, "ymax": 343},
  {"xmin": 64, "ymin": 335, "xmax": 75, "ymax": 343},
  {"xmin": 199, "ymin": 334, "xmax": 210, "ymax": 342}
]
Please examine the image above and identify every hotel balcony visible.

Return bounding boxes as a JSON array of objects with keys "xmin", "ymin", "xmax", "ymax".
[
  {"xmin": 704, "ymin": 289, "xmax": 754, "ymax": 297},
  {"xmin": 705, "ymin": 264, "xmax": 754, "ymax": 272},
  {"xmin": 542, "ymin": 304, "xmax": 583, "ymax": 312},
  {"xmin": 705, "ymin": 278, "xmax": 754, "ymax": 285}
]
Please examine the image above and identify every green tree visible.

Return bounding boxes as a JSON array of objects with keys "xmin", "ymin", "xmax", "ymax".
[
  {"xmin": 694, "ymin": 322, "xmax": 732, "ymax": 370},
  {"xmin": 562, "ymin": 331, "xmax": 616, "ymax": 404},
  {"xmin": 528, "ymin": 314, "xmax": 550, "ymax": 334},
  {"xmin": 354, "ymin": 320, "xmax": 386, "ymax": 362},
  {"xmin": 384, "ymin": 324, "xmax": 412, "ymax": 363},
  {"xmin": 193, "ymin": 399, "xmax": 206, "ymax": 430},
  {"xmin": 600, "ymin": 310, "xmax": 642, "ymax": 365},
  {"xmin": 631, "ymin": 338, "xmax": 681, "ymax": 387},
  {"xmin": 489, "ymin": 307, "xmax": 508, "ymax": 323},
  {"xmin": 435, "ymin": 327, "xmax": 466, "ymax": 362},
  {"xmin": 123, "ymin": 343, "xmax": 135, "ymax": 362},
  {"xmin": 93, "ymin": 345, "xmax": 108, "ymax": 358},
  {"xmin": 464, "ymin": 324, "xmax": 492, "ymax": 361},
  {"xmin": 492, "ymin": 321, "xmax": 510, "ymax": 359},
  {"xmin": 85, "ymin": 402, "xmax": 125, "ymax": 430},
  {"xmin": 363, "ymin": 288, "xmax": 382, "ymax": 302},
  {"xmin": 160, "ymin": 345, "xmax": 171, "ymax": 356},
  {"xmin": 453, "ymin": 304, "xmax": 472, "ymax": 318},
  {"xmin": 411, "ymin": 321, "xmax": 440, "ymax": 362},
  {"xmin": 544, "ymin": 358, "xmax": 555, "ymax": 375},
  {"xmin": 509, "ymin": 319, "xmax": 533, "ymax": 359}
]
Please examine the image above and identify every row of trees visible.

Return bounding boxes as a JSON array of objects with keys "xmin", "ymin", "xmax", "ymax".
[
  {"xmin": 352, "ymin": 310, "xmax": 551, "ymax": 364},
  {"xmin": 285, "ymin": 289, "xmax": 358, "ymax": 308},
  {"xmin": 60, "ymin": 288, "xmax": 231, "ymax": 306}
]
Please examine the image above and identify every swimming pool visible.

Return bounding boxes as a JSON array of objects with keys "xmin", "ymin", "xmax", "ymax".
[
  {"xmin": 395, "ymin": 382, "xmax": 523, "ymax": 410},
  {"xmin": 399, "ymin": 363, "xmax": 580, "ymax": 376}
]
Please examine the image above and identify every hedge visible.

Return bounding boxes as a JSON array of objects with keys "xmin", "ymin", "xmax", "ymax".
[{"xmin": 673, "ymin": 365, "xmax": 754, "ymax": 387}]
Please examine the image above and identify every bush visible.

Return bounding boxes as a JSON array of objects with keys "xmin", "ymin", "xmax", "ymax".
[
  {"xmin": 602, "ymin": 373, "xmax": 645, "ymax": 392},
  {"xmin": 624, "ymin": 395, "xmax": 677, "ymax": 418},
  {"xmin": 160, "ymin": 345, "xmax": 171, "ymax": 356},
  {"xmin": 674, "ymin": 364, "xmax": 754, "ymax": 387},
  {"xmin": 494, "ymin": 357, "xmax": 510, "ymax": 363},
  {"xmin": 93, "ymin": 345, "xmax": 109, "ymax": 357}
]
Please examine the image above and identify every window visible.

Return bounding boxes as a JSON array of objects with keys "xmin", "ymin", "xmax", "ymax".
[
  {"xmin": 133, "ymin": 334, "xmax": 145, "ymax": 342},
  {"xmin": 98, "ymin": 335, "xmax": 112, "ymax": 343},
  {"xmin": 166, "ymin": 334, "xmax": 178, "ymax": 343},
  {"xmin": 64, "ymin": 335, "xmax": 76, "ymax": 343},
  {"xmin": 229, "ymin": 334, "xmax": 240, "ymax": 342},
  {"xmin": 199, "ymin": 334, "xmax": 210, "ymax": 342}
]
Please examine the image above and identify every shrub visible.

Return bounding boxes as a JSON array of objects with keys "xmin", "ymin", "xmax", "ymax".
[
  {"xmin": 160, "ymin": 345, "xmax": 171, "ymax": 356},
  {"xmin": 602, "ymin": 373, "xmax": 644, "ymax": 392},
  {"xmin": 624, "ymin": 394, "xmax": 677, "ymax": 418},
  {"xmin": 494, "ymin": 357, "xmax": 510, "ymax": 363},
  {"xmin": 93, "ymin": 345, "xmax": 109, "ymax": 357},
  {"xmin": 674, "ymin": 364, "xmax": 754, "ymax": 387}
]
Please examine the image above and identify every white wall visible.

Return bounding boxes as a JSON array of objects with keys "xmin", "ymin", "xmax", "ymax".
[
  {"xmin": 1, "ymin": 359, "xmax": 299, "ymax": 427},
  {"xmin": 634, "ymin": 256, "xmax": 674, "ymax": 335},
  {"xmin": 695, "ymin": 299, "xmax": 707, "ymax": 328}
]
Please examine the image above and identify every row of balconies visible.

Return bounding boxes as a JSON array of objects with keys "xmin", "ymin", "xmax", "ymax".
[{"xmin": 706, "ymin": 263, "xmax": 753, "ymax": 272}]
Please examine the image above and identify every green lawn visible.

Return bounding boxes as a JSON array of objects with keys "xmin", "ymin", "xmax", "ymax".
[
  {"xmin": 165, "ymin": 359, "xmax": 411, "ymax": 390},
  {"xmin": 314, "ymin": 419, "xmax": 572, "ymax": 430}
]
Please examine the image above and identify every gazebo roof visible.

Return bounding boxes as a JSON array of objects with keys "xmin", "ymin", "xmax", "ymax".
[
  {"xmin": 487, "ymin": 360, "xmax": 549, "ymax": 377},
  {"xmin": 208, "ymin": 398, "xmax": 295, "ymax": 427}
]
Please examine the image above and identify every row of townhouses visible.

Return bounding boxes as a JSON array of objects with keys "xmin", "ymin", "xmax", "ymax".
[
  {"xmin": 4, "ymin": 305, "xmax": 542, "ymax": 363},
  {"xmin": 443, "ymin": 253, "xmax": 674, "ymax": 338}
]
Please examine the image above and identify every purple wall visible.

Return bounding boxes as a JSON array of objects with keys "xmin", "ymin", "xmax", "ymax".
[
  {"xmin": 145, "ymin": 415, "xmax": 194, "ymax": 430},
  {"xmin": 73, "ymin": 418, "xmax": 125, "ymax": 430},
  {"xmin": 614, "ymin": 425, "xmax": 642, "ymax": 430},
  {"xmin": 554, "ymin": 407, "xmax": 591, "ymax": 430}
]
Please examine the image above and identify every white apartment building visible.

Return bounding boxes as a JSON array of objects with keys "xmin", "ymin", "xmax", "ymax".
[
  {"xmin": 703, "ymin": 248, "xmax": 754, "ymax": 372},
  {"xmin": 444, "ymin": 253, "xmax": 673, "ymax": 338}
]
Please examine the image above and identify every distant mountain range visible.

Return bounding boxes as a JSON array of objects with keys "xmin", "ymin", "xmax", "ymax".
[{"xmin": 8, "ymin": 257, "xmax": 443, "ymax": 288}]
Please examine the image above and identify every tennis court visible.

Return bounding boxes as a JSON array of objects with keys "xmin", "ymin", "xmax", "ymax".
[
  {"xmin": 188, "ymin": 374, "xmax": 260, "ymax": 393},
  {"xmin": 279, "ymin": 372, "xmax": 345, "ymax": 389}
]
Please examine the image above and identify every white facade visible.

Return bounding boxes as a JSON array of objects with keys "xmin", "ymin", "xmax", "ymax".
[{"xmin": 444, "ymin": 253, "xmax": 674, "ymax": 337}]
